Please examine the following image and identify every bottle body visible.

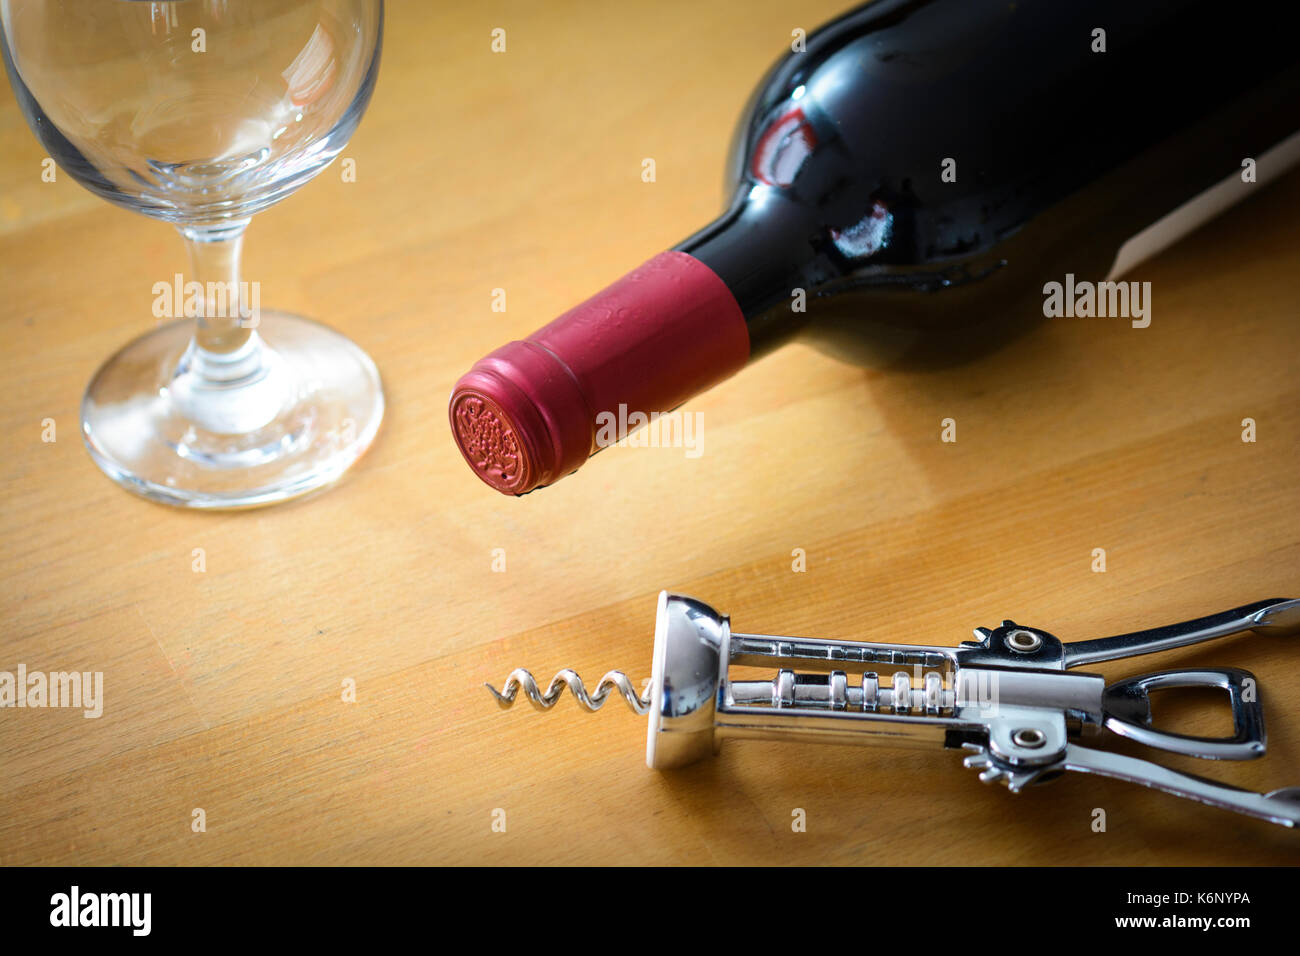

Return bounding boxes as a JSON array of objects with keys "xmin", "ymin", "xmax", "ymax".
[
  {"xmin": 684, "ymin": 0, "xmax": 1300, "ymax": 358},
  {"xmin": 451, "ymin": 0, "xmax": 1300, "ymax": 495}
]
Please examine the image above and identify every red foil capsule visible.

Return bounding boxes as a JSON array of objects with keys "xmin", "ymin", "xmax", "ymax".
[{"xmin": 449, "ymin": 251, "xmax": 749, "ymax": 495}]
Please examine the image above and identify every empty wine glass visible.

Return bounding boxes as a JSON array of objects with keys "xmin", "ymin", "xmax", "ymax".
[{"xmin": 1, "ymin": 0, "xmax": 385, "ymax": 508}]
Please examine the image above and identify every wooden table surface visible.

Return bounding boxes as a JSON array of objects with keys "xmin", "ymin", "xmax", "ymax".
[{"xmin": 2, "ymin": 0, "xmax": 1298, "ymax": 866}]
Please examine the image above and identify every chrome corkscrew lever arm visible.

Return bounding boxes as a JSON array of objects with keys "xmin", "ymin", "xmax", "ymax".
[
  {"xmin": 485, "ymin": 592, "xmax": 1300, "ymax": 828},
  {"xmin": 1060, "ymin": 597, "xmax": 1300, "ymax": 668},
  {"xmin": 1054, "ymin": 744, "xmax": 1300, "ymax": 828}
]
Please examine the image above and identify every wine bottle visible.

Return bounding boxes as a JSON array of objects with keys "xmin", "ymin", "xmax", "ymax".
[{"xmin": 450, "ymin": 0, "xmax": 1300, "ymax": 495}]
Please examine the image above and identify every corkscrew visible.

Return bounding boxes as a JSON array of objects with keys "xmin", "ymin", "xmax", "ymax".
[{"xmin": 487, "ymin": 591, "xmax": 1300, "ymax": 828}]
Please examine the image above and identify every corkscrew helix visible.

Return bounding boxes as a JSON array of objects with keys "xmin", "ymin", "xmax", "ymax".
[
  {"xmin": 487, "ymin": 591, "xmax": 1300, "ymax": 828},
  {"xmin": 487, "ymin": 668, "xmax": 649, "ymax": 714}
]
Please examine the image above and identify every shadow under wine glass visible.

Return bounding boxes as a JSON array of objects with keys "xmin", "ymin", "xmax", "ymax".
[{"xmin": 1, "ymin": 0, "xmax": 385, "ymax": 508}]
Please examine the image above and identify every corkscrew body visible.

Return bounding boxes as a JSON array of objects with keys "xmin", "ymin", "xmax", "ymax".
[{"xmin": 487, "ymin": 591, "xmax": 1300, "ymax": 828}]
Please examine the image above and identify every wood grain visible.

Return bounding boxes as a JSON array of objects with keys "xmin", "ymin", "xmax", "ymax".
[{"xmin": 1, "ymin": 0, "xmax": 1298, "ymax": 865}]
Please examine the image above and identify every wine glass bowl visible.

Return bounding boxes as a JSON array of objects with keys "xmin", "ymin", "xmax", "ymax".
[{"xmin": 1, "ymin": 0, "xmax": 385, "ymax": 508}]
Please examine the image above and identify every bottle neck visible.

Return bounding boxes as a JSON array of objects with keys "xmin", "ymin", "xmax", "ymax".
[{"xmin": 673, "ymin": 188, "xmax": 820, "ymax": 359}]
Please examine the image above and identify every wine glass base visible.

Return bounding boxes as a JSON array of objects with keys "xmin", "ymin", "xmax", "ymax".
[{"xmin": 82, "ymin": 312, "xmax": 384, "ymax": 509}]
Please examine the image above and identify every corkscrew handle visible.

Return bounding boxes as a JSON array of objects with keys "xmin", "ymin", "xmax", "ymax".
[
  {"xmin": 1062, "ymin": 598, "xmax": 1300, "ymax": 669},
  {"xmin": 1060, "ymin": 744, "xmax": 1300, "ymax": 828}
]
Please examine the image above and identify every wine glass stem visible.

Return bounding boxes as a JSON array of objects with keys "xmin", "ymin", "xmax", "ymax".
[
  {"xmin": 170, "ymin": 220, "xmax": 285, "ymax": 434},
  {"xmin": 180, "ymin": 220, "xmax": 254, "ymax": 357}
]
